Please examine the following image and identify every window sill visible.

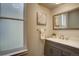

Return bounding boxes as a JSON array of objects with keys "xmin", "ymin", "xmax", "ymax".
[{"xmin": 4, "ymin": 49, "xmax": 28, "ymax": 56}]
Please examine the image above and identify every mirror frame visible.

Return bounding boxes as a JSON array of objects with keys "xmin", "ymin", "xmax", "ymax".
[{"xmin": 53, "ymin": 7, "xmax": 79, "ymax": 30}]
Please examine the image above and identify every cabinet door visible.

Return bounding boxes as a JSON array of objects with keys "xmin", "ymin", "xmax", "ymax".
[
  {"xmin": 0, "ymin": 3, "xmax": 24, "ymax": 19},
  {"xmin": 44, "ymin": 45, "xmax": 53, "ymax": 56},
  {"xmin": 44, "ymin": 44, "xmax": 61, "ymax": 56},
  {"xmin": 44, "ymin": 42, "xmax": 52, "ymax": 56},
  {"xmin": 61, "ymin": 51, "xmax": 71, "ymax": 56},
  {"xmin": 51, "ymin": 46, "xmax": 61, "ymax": 56}
]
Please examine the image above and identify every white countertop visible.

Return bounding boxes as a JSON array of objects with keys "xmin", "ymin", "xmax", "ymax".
[{"xmin": 46, "ymin": 38, "xmax": 79, "ymax": 49}]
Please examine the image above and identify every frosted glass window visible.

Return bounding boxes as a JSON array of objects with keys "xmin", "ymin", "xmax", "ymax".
[
  {"xmin": 0, "ymin": 19, "xmax": 25, "ymax": 55},
  {"xmin": 0, "ymin": 3, "xmax": 24, "ymax": 19}
]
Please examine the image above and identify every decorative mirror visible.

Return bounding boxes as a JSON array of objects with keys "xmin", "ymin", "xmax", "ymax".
[{"xmin": 53, "ymin": 8, "xmax": 79, "ymax": 30}]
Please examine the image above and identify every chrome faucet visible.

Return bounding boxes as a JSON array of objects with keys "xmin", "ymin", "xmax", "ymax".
[{"xmin": 59, "ymin": 35, "xmax": 64, "ymax": 40}]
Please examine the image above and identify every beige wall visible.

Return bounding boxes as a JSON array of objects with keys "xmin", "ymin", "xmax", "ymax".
[
  {"xmin": 52, "ymin": 3, "xmax": 79, "ymax": 41},
  {"xmin": 26, "ymin": 3, "xmax": 52, "ymax": 56}
]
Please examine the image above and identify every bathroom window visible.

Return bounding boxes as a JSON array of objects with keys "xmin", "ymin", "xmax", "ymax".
[{"xmin": 0, "ymin": 3, "xmax": 27, "ymax": 55}]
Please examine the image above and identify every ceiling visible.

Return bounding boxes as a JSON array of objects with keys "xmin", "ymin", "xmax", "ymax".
[{"xmin": 39, "ymin": 3, "xmax": 63, "ymax": 9}]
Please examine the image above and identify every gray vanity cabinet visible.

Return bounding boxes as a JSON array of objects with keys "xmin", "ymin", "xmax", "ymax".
[{"xmin": 44, "ymin": 40, "xmax": 79, "ymax": 56}]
